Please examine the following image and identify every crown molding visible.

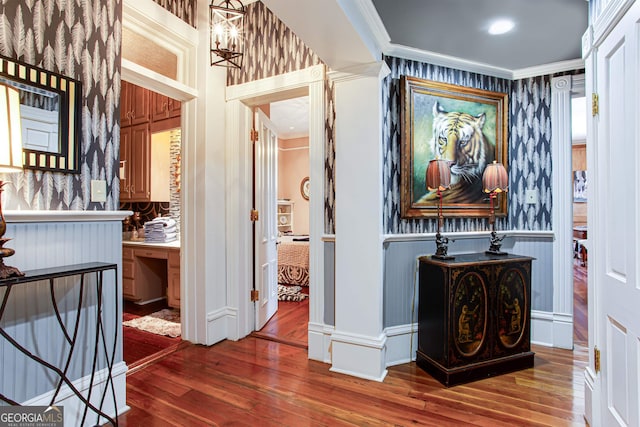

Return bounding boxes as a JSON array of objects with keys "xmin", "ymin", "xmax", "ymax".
[{"xmin": 347, "ymin": 0, "xmax": 585, "ymax": 80}]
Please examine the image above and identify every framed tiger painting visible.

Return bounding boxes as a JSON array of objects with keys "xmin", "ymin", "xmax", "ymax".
[{"xmin": 400, "ymin": 76, "xmax": 509, "ymax": 218}]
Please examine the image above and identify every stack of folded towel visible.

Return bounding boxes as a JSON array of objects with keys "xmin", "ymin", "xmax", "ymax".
[{"xmin": 143, "ymin": 216, "xmax": 177, "ymax": 243}]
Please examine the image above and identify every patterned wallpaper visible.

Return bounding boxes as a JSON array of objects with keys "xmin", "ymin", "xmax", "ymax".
[
  {"xmin": 227, "ymin": 1, "xmax": 323, "ymax": 86},
  {"xmin": 0, "ymin": 1, "xmax": 122, "ymax": 210},
  {"xmin": 152, "ymin": 0, "xmax": 196, "ymax": 28},
  {"xmin": 228, "ymin": 1, "xmax": 336, "ymax": 234},
  {"xmin": 383, "ymin": 56, "xmax": 583, "ymax": 233}
]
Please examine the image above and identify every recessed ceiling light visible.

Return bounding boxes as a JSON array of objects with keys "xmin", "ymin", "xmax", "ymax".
[{"xmin": 488, "ymin": 19, "xmax": 515, "ymax": 35}]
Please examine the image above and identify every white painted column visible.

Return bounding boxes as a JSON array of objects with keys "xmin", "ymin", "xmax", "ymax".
[
  {"xmin": 551, "ymin": 75, "xmax": 577, "ymax": 350},
  {"xmin": 330, "ymin": 62, "xmax": 390, "ymax": 381}
]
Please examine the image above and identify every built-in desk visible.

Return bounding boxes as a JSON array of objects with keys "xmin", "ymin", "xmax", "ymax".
[
  {"xmin": 122, "ymin": 241, "xmax": 180, "ymax": 308},
  {"xmin": 0, "ymin": 262, "xmax": 119, "ymax": 425}
]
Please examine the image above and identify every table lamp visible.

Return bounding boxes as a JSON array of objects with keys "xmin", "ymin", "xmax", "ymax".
[
  {"xmin": 0, "ymin": 83, "xmax": 25, "ymax": 278},
  {"xmin": 426, "ymin": 158, "xmax": 453, "ymax": 259},
  {"xmin": 482, "ymin": 160, "xmax": 508, "ymax": 256}
]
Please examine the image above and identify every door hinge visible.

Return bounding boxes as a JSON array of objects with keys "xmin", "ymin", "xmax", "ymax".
[
  {"xmin": 592, "ymin": 93, "xmax": 599, "ymax": 116},
  {"xmin": 251, "ymin": 289, "xmax": 259, "ymax": 302},
  {"xmin": 594, "ymin": 346, "xmax": 601, "ymax": 373},
  {"xmin": 250, "ymin": 209, "xmax": 259, "ymax": 221},
  {"xmin": 250, "ymin": 129, "xmax": 258, "ymax": 142}
]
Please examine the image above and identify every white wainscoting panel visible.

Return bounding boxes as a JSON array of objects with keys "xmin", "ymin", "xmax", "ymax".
[{"xmin": 1, "ymin": 211, "xmax": 129, "ymax": 426}]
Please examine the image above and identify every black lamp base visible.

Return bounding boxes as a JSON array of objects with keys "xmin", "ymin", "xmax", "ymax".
[{"xmin": 485, "ymin": 249, "xmax": 508, "ymax": 256}]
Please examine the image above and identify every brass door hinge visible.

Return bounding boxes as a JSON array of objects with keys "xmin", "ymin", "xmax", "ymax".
[
  {"xmin": 592, "ymin": 93, "xmax": 599, "ymax": 116},
  {"xmin": 251, "ymin": 289, "xmax": 259, "ymax": 302},
  {"xmin": 250, "ymin": 210, "xmax": 259, "ymax": 221},
  {"xmin": 250, "ymin": 129, "xmax": 258, "ymax": 142},
  {"xmin": 594, "ymin": 346, "xmax": 601, "ymax": 373}
]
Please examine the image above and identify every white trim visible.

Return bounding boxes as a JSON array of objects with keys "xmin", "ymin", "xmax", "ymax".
[
  {"xmin": 384, "ymin": 323, "xmax": 417, "ymax": 367},
  {"xmin": 591, "ymin": 0, "xmax": 635, "ymax": 46},
  {"xmin": 382, "ymin": 230, "xmax": 555, "ymax": 243},
  {"xmin": 5, "ymin": 210, "xmax": 131, "ymax": 223},
  {"xmin": 308, "ymin": 322, "xmax": 334, "ymax": 363},
  {"xmin": 23, "ymin": 362, "xmax": 128, "ymax": 427},
  {"xmin": 329, "ymin": 331, "xmax": 388, "ymax": 382},
  {"xmin": 512, "ymin": 59, "xmax": 586, "ymax": 80},
  {"xmin": 121, "ymin": 59, "xmax": 198, "ymax": 102},
  {"xmin": 278, "ymin": 146, "xmax": 309, "ymax": 152},
  {"xmin": 206, "ymin": 306, "xmax": 238, "ymax": 344},
  {"xmin": 550, "ymin": 74, "xmax": 586, "ymax": 351},
  {"xmin": 225, "ymin": 66, "xmax": 326, "ymax": 360},
  {"xmin": 584, "ymin": 366, "xmax": 597, "ymax": 427}
]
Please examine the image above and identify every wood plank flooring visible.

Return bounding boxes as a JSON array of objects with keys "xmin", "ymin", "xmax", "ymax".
[
  {"xmin": 251, "ymin": 292, "xmax": 309, "ymax": 348},
  {"xmin": 573, "ymin": 261, "xmax": 588, "ymax": 346},
  {"xmin": 118, "ymin": 338, "xmax": 588, "ymax": 426}
]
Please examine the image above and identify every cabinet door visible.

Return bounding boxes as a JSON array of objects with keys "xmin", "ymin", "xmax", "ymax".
[
  {"xmin": 129, "ymin": 123, "xmax": 150, "ymax": 201},
  {"xmin": 129, "ymin": 84, "xmax": 150, "ymax": 125},
  {"xmin": 450, "ymin": 267, "xmax": 490, "ymax": 365},
  {"xmin": 151, "ymin": 92, "xmax": 170, "ymax": 122},
  {"xmin": 494, "ymin": 262, "xmax": 530, "ymax": 356},
  {"xmin": 120, "ymin": 81, "xmax": 132, "ymax": 126},
  {"xmin": 167, "ymin": 251, "xmax": 180, "ymax": 308},
  {"xmin": 119, "ymin": 126, "xmax": 132, "ymax": 201}
]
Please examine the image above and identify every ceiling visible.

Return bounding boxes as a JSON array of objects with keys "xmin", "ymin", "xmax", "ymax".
[
  {"xmin": 267, "ymin": 0, "xmax": 589, "ymax": 139},
  {"xmin": 371, "ymin": 0, "xmax": 589, "ymax": 71}
]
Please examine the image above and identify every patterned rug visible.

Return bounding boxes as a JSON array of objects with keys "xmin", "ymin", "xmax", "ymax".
[
  {"xmin": 123, "ymin": 309, "xmax": 181, "ymax": 337},
  {"xmin": 278, "ymin": 285, "xmax": 308, "ymax": 302}
]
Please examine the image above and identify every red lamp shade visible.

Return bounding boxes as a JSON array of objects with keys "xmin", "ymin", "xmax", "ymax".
[
  {"xmin": 426, "ymin": 159, "xmax": 451, "ymax": 192},
  {"xmin": 482, "ymin": 161, "xmax": 508, "ymax": 194}
]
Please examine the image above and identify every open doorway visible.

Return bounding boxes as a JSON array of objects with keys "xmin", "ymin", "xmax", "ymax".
[
  {"xmin": 252, "ymin": 96, "xmax": 311, "ymax": 348},
  {"xmin": 571, "ymin": 95, "xmax": 587, "ymax": 347},
  {"xmin": 119, "ymin": 82, "xmax": 184, "ymax": 368}
]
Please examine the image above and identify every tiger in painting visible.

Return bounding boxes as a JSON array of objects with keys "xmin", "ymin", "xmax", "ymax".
[{"xmin": 421, "ymin": 101, "xmax": 494, "ymax": 204}]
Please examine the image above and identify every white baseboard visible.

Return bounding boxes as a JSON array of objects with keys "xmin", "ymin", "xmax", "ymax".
[
  {"xmin": 384, "ymin": 323, "xmax": 418, "ymax": 366},
  {"xmin": 207, "ymin": 306, "xmax": 238, "ymax": 344},
  {"xmin": 530, "ymin": 310, "xmax": 573, "ymax": 349},
  {"xmin": 23, "ymin": 361, "xmax": 128, "ymax": 427},
  {"xmin": 308, "ymin": 322, "xmax": 333, "ymax": 363},
  {"xmin": 329, "ymin": 330, "xmax": 388, "ymax": 381}
]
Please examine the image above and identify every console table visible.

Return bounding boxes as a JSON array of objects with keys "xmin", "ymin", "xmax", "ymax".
[
  {"xmin": 417, "ymin": 253, "xmax": 534, "ymax": 386},
  {"xmin": 0, "ymin": 262, "xmax": 119, "ymax": 426}
]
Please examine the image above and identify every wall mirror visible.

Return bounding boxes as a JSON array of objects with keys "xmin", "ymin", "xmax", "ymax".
[{"xmin": 0, "ymin": 54, "xmax": 81, "ymax": 173}]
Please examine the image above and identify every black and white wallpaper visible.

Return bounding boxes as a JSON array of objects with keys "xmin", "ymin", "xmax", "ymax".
[
  {"xmin": 383, "ymin": 56, "xmax": 582, "ymax": 233},
  {"xmin": 0, "ymin": 0, "xmax": 122, "ymax": 210},
  {"xmin": 152, "ymin": 0, "xmax": 196, "ymax": 28}
]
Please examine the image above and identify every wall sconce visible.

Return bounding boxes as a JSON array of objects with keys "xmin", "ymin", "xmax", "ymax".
[
  {"xmin": 0, "ymin": 83, "xmax": 24, "ymax": 278},
  {"xmin": 482, "ymin": 160, "xmax": 508, "ymax": 255},
  {"xmin": 426, "ymin": 158, "xmax": 453, "ymax": 259},
  {"xmin": 210, "ymin": 0, "xmax": 246, "ymax": 68}
]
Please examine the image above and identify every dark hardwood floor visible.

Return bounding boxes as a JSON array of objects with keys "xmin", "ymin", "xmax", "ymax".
[
  {"xmin": 118, "ymin": 337, "xmax": 588, "ymax": 426},
  {"xmin": 251, "ymin": 289, "xmax": 309, "ymax": 348},
  {"xmin": 123, "ymin": 300, "xmax": 183, "ymax": 371},
  {"xmin": 117, "ymin": 274, "xmax": 590, "ymax": 425},
  {"xmin": 573, "ymin": 260, "xmax": 588, "ymax": 346}
]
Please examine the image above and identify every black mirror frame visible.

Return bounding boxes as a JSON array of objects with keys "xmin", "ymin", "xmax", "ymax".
[{"xmin": 0, "ymin": 54, "xmax": 81, "ymax": 174}]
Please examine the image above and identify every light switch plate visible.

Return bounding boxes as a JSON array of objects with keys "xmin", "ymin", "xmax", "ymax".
[
  {"xmin": 525, "ymin": 189, "xmax": 537, "ymax": 204},
  {"xmin": 91, "ymin": 180, "xmax": 107, "ymax": 202}
]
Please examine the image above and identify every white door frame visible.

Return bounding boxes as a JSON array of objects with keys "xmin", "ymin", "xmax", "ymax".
[
  {"xmin": 121, "ymin": 0, "xmax": 199, "ymax": 340},
  {"xmin": 225, "ymin": 65, "xmax": 328, "ymax": 360},
  {"xmin": 551, "ymin": 73, "xmax": 585, "ymax": 350}
]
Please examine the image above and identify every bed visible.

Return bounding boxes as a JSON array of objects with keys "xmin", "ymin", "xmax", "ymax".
[{"xmin": 277, "ymin": 239, "xmax": 309, "ymax": 286}]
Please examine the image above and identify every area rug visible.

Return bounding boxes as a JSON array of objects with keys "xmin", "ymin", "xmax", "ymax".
[
  {"xmin": 123, "ymin": 309, "xmax": 181, "ymax": 337},
  {"xmin": 278, "ymin": 285, "xmax": 308, "ymax": 302}
]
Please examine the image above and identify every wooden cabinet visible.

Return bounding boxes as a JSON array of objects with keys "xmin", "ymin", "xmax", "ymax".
[
  {"xmin": 120, "ymin": 80, "xmax": 150, "ymax": 127},
  {"xmin": 120, "ymin": 81, "xmax": 180, "ymax": 202},
  {"xmin": 277, "ymin": 200, "xmax": 293, "ymax": 234},
  {"xmin": 417, "ymin": 253, "xmax": 534, "ymax": 386},
  {"xmin": 120, "ymin": 123, "xmax": 150, "ymax": 201},
  {"xmin": 152, "ymin": 92, "xmax": 181, "ymax": 122},
  {"xmin": 122, "ymin": 244, "xmax": 180, "ymax": 308}
]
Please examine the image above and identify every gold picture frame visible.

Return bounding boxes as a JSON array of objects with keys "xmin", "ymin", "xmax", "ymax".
[{"xmin": 400, "ymin": 76, "xmax": 508, "ymax": 218}]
